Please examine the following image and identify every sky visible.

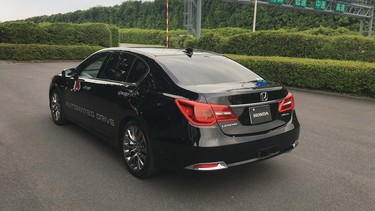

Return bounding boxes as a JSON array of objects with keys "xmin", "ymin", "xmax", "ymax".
[{"xmin": 0, "ymin": 0, "xmax": 152, "ymax": 22}]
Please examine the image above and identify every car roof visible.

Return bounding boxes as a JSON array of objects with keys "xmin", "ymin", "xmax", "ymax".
[{"xmin": 98, "ymin": 47, "xmax": 220, "ymax": 58}]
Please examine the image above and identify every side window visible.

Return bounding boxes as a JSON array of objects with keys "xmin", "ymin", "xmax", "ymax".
[
  {"xmin": 100, "ymin": 52, "xmax": 136, "ymax": 81},
  {"xmin": 126, "ymin": 58, "xmax": 149, "ymax": 83},
  {"xmin": 78, "ymin": 52, "xmax": 109, "ymax": 78}
]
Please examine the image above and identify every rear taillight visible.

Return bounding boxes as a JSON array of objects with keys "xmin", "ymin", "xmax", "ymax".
[
  {"xmin": 175, "ymin": 99, "xmax": 238, "ymax": 126},
  {"xmin": 278, "ymin": 92, "xmax": 295, "ymax": 113}
]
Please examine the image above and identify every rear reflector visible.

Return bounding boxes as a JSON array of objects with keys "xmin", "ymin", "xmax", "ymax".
[
  {"xmin": 278, "ymin": 92, "xmax": 295, "ymax": 113},
  {"xmin": 175, "ymin": 99, "xmax": 237, "ymax": 126},
  {"xmin": 185, "ymin": 161, "xmax": 228, "ymax": 171}
]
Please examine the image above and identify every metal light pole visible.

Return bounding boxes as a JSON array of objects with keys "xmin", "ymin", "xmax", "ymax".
[
  {"xmin": 253, "ymin": 0, "xmax": 258, "ymax": 32},
  {"xmin": 183, "ymin": 0, "xmax": 202, "ymax": 38},
  {"xmin": 196, "ymin": 0, "xmax": 202, "ymax": 38},
  {"xmin": 369, "ymin": 8, "xmax": 374, "ymax": 36}
]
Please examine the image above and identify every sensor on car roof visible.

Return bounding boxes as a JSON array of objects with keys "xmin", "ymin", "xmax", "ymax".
[{"xmin": 183, "ymin": 48, "xmax": 193, "ymax": 58}]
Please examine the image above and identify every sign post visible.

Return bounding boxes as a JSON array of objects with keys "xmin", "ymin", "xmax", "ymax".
[
  {"xmin": 223, "ymin": 0, "xmax": 374, "ymax": 36},
  {"xmin": 253, "ymin": 0, "xmax": 258, "ymax": 32}
]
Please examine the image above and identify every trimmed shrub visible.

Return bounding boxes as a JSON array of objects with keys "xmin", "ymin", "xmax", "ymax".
[
  {"xmin": 0, "ymin": 44, "xmax": 102, "ymax": 60},
  {"xmin": 118, "ymin": 28, "xmax": 375, "ymax": 62},
  {"xmin": 0, "ymin": 22, "xmax": 48, "ymax": 44},
  {"xmin": 202, "ymin": 27, "xmax": 250, "ymax": 37},
  {"xmin": 0, "ymin": 22, "xmax": 116, "ymax": 47},
  {"xmin": 225, "ymin": 32, "xmax": 375, "ymax": 62},
  {"xmin": 109, "ymin": 25, "xmax": 120, "ymax": 47},
  {"xmin": 227, "ymin": 55, "xmax": 375, "ymax": 97},
  {"xmin": 79, "ymin": 23, "xmax": 112, "ymax": 47},
  {"xmin": 303, "ymin": 26, "xmax": 358, "ymax": 36},
  {"xmin": 119, "ymin": 28, "xmax": 231, "ymax": 50},
  {"xmin": 197, "ymin": 33, "xmax": 228, "ymax": 53},
  {"xmin": 180, "ymin": 35, "xmax": 199, "ymax": 48},
  {"xmin": 120, "ymin": 28, "xmax": 192, "ymax": 46},
  {"xmin": 40, "ymin": 22, "xmax": 82, "ymax": 46},
  {"xmin": 120, "ymin": 28, "xmax": 164, "ymax": 45},
  {"xmin": 119, "ymin": 28, "xmax": 244, "ymax": 46},
  {"xmin": 167, "ymin": 29, "xmax": 193, "ymax": 47},
  {"xmin": 169, "ymin": 34, "xmax": 195, "ymax": 48}
]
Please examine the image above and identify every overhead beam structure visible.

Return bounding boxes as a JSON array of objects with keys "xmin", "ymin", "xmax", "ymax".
[{"xmin": 223, "ymin": 0, "xmax": 374, "ymax": 35}]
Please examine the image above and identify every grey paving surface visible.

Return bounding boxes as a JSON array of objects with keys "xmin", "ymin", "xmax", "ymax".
[{"xmin": 1, "ymin": 62, "xmax": 375, "ymax": 211}]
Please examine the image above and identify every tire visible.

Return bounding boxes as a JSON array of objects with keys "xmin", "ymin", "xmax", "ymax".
[
  {"xmin": 121, "ymin": 120, "xmax": 159, "ymax": 178},
  {"xmin": 50, "ymin": 90, "xmax": 68, "ymax": 125}
]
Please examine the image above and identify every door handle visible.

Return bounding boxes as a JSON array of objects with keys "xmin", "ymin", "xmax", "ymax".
[
  {"xmin": 118, "ymin": 91, "xmax": 131, "ymax": 97},
  {"xmin": 82, "ymin": 85, "xmax": 91, "ymax": 91}
]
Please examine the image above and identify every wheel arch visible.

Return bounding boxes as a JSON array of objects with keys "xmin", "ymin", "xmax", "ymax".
[
  {"xmin": 116, "ymin": 114, "xmax": 151, "ymax": 150},
  {"xmin": 49, "ymin": 83, "xmax": 63, "ymax": 104}
]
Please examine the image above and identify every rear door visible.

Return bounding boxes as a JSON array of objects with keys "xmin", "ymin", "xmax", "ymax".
[{"xmin": 88, "ymin": 51, "xmax": 150, "ymax": 139}]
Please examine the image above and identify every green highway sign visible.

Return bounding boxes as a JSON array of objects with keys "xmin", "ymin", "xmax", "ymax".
[
  {"xmin": 314, "ymin": 0, "xmax": 327, "ymax": 10},
  {"xmin": 269, "ymin": 0, "xmax": 284, "ymax": 5},
  {"xmin": 335, "ymin": 2, "xmax": 347, "ymax": 13},
  {"xmin": 294, "ymin": 0, "xmax": 308, "ymax": 8}
]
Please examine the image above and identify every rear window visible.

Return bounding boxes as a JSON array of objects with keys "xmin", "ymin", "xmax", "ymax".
[{"xmin": 158, "ymin": 55, "xmax": 260, "ymax": 85}]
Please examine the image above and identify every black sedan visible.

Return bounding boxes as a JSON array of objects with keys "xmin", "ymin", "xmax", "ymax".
[{"xmin": 49, "ymin": 48, "xmax": 300, "ymax": 178}]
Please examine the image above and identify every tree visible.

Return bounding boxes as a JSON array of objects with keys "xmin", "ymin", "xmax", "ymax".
[{"xmin": 25, "ymin": 0, "xmax": 361, "ymax": 31}]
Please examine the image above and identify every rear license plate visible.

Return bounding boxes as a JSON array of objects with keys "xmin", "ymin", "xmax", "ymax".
[{"xmin": 249, "ymin": 105, "xmax": 272, "ymax": 124}]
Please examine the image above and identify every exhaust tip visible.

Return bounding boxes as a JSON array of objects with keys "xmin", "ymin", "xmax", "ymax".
[{"xmin": 185, "ymin": 161, "xmax": 228, "ymax": 171}]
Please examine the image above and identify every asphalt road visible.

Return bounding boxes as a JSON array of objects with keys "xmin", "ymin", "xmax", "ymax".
[{"xmin": 1, "ymin": 61, "xmax": 374, "ymax": 211}]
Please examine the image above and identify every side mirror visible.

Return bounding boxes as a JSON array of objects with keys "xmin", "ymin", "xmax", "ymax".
[{"xmin": 62, "ymin": 70, "xmax": 66, "ymax": 79}]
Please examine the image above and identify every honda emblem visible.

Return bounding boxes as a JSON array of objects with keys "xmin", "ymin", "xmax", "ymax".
[{"xmin": 260, "ymin": 92, "xmax": 268, "ymax": 102}]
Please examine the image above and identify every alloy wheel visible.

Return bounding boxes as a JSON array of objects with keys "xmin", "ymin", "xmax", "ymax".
[
  {"xmin": 51, "ymin": 92, "xmax": 61, "ymax": 121},
  {"xmin": 123, "ymin": 125, "xmax": 148, "ymax": 172}
]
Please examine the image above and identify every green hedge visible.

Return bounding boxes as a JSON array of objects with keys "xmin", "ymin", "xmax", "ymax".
[
  {"xmin": 0, "ymin": 44, "xmax": 102, "ymax": 60},
  {"xmin": 119, "ymin": 28, "xmax": 241, "ymax": 46},
  {"xmin": 120, "ymin": 28, "xmax": 164, "ymax": 45},
  {"xmin": 0, "ymin": 22, "xmax": 47, "ymax": 44},
  {"xmin": 119, "ymin": 28, "xmax": 375, "ymax": 62},
  {"xmin": 302, "ymin": 27, "xmax": 358, "ymax": 36},
  {"xmin": 109, "ymin": 25, "xmax": 120, "ymax": 47},
  {"xmin": 0, "ymin": 22, "xmax": 119, "ymax": 47},
  {"xmin": 227, "ymin": 55, "xmax": 375, "ymax": 97},
  {"xmin": 224, "ymin": 32, "xmax": 375, "ymax": 62},
  {"xmin": 201, "ymin": 28, "xmax": 250, "ymax": 37}
]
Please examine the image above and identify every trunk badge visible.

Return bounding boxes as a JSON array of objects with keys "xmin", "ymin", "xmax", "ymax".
[{"xmin": 260, "ymin": 92, "xmax": 268, "ymax": 102}]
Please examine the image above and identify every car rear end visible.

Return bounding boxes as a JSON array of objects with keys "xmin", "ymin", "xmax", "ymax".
[
  {"xmin": 151, "ymin": 50, "xmax": 300, "ymax": 171},
  {"xmin": 173, "ymin": 84, "xmax": 299, "ymax": 170}
]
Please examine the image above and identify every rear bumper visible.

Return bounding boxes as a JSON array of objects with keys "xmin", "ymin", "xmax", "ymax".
[
  {"xmin": 224, "ymin": 140, "xmax": 298, "ymax": 168},
  {"xmin": 154, "ymin": 122, "xmax": 300, "ymax": 171}
]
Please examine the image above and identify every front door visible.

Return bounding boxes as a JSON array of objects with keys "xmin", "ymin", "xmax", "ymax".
[{"xmin": 63, "ymin": 52, "xmax": 110, "ymax": 127}]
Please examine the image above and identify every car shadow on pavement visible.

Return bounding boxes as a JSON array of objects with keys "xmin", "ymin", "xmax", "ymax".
[
  {"xmin": 150, "ymin": 160, "xmax": 287, "ymax": 190},
  {"xmin": 56, "ymin": 120, "xmax": 292, "ymax": 193}
]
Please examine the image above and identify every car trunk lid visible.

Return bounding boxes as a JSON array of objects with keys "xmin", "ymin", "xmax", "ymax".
[{"xmin": 183, "ymin": 81, "xmax": 292, "ymax": 136}]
